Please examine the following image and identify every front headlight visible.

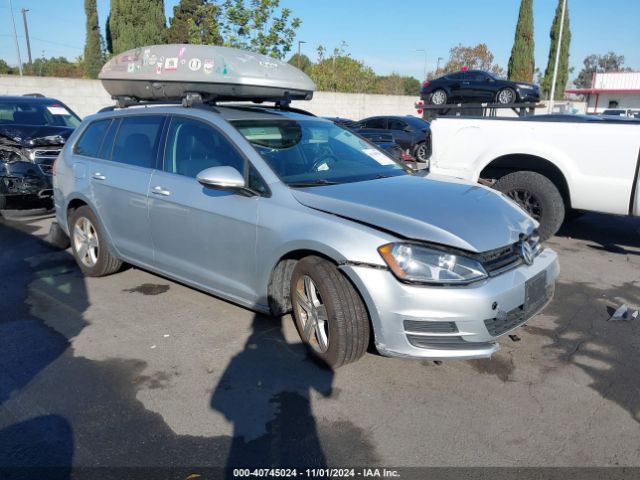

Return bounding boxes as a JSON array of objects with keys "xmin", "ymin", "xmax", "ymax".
[
  {"xmin": 516, "ymin": 83, "xmax": 534, "ymax": 90},
  {"xmin": 0, "ymin": 146, "xmax": 26, "ymax": 164},
  {"xmin": 378, "ymin": 243, "xmax": 488, "ymax": 285}
]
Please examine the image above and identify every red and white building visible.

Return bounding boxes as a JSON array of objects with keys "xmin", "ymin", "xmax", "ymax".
[{"xmin": 566, "ymin": 71, "xmax": 640, "ymax": 114}]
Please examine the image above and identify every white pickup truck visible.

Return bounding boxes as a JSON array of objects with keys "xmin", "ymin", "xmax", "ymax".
[{"xmin": 429, "ymin": 115, "xmax": 640, "ymax": 239}]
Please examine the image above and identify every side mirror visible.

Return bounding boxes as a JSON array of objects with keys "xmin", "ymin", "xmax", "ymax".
[
  {"xmin": 196, "ymin": 166, "xmax": 245, "ymax": 190},
  {"xmin": 403, "ymin": 126, "xmax": 413, "ymax": 133},
  {"xmin": 486, "ymin": 77, "xmax": 494, "ymax": 82}
]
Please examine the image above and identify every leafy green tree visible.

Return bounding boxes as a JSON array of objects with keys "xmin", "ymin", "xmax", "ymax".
[
  {"xmin": 29, "ymin": 57, "xmax": 84, "ymax": 78},
  {"xmin": 443, "ymin": 43, "xmax": 505, "ymax": 76},
  {"xmin": 187, "ymin": 3, "xmax": 223, "ymax": 44},
  {"xmin": 541, "ymin": 0, "xmax": 571, "ymax": 99},
  {"xmin": 402, "ymin": 76, "xmax": 421, "ymax": 96},
  {"xmin": 508, "ymin": 0, "xmax": 534, "ymax": 82},
  {"xmin": 84, "ymin": 0, "xmax": 106, "ymax": 78},
  {"xmin": 0, "ymin": 59, "xmax": 17, "ymax": 75},
  {"xmin": 219, "ymin": 0, "xmax": 301, "ymax": 59},
  {"xmin": 574, "ymin": 52, "xmax": 630, "ymax": 89},
  {"xmin": 108, "ymin": 0, "xmax": 167, "ymax": 54},
  {"xmin": 168, "ymin": 0, "xmax": 221, "ymax": 44},
  {"xmin": 308, "ymin": 44, "xmax": 376, "ymax": 93},
  {"xmin": 168, "ymin": 0, "xmax": 203, "ymax": 43},
  {"xmin": 287, "ymin": 53, "xmax": 312, "ymax": 73}
]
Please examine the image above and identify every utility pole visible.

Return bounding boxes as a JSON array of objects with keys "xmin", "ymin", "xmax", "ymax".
[
  {"xmin": 297, "ymin": 40, "xmax": 306, "ymax": 70},
  {"xmin": 21, "ymin": 8, "xmax": 33, "ymax": 66},
  {"xmin": 9, "ymin": 0, "xmax": 23, "ymax": 76},
  {"xmin": 548, "ymin": 0, "xmax": 568, "ymax": 113},
  {"xmin": 436, "ymin": 57, "xmax": 443, "ymax": 74}
]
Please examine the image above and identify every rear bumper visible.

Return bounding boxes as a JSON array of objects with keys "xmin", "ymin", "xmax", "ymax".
[{"xmin": 341, "ymin": 248, "xmax": 558, "ymax": 361}]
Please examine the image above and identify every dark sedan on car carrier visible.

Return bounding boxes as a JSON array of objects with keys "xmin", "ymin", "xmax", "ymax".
[
  {"xmin": 421, "ymin": 70, "xmax": 540, "ymax": 106},
  {"xmin": 0, "ymin": 95, "xmax": 81, "ymax": 211}
]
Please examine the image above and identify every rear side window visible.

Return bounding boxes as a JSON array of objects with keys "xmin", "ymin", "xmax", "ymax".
[
  {"xmin": 446, "ymin": 72, "xmax": 464, "ymax": 80},
  {"xmin": 112, "ymin": 116, "xmax": 164, "ymax": 168},
  {"xmin": 75, "ymin": 119, "xmax": 111, "ymax": 158},
  {"xmin": 388, "ymin": 119, "xmax": 407, "ymax": 131},
  {"xmin": 364, "ymin": 118, "xmax": 386, "ymax": 129}
]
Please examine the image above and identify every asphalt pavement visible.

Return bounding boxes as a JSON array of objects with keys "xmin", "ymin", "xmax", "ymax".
[{"xmin": 0, "ymin": 209, "xmax": 639, "ymax": 478}]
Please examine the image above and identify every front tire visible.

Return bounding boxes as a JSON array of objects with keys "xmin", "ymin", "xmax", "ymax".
[
  {"xmin": 69, "ymin": 206, "xmax": 122, "ymax": 277},
  {"xmin": 496, "ymin": 88, "xmax": 516, "ymax": 104},
  {"xmin": 290, "ymin": 256, "xmax": 370, "ymax": 368},
  {"xmin": 493, "ymin": 171, "xmax": 565, "ymax": 240}
]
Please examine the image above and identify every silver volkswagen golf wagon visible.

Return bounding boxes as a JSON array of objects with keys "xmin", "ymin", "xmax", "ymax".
[{"xmin": 53, "ymin": 102, "xmax": 558, "ymax": 367}]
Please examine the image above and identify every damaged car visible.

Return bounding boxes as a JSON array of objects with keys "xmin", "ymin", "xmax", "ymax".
[{"xmin": 0, "ymin": 95, "xmax": 80, "ymax": 211}]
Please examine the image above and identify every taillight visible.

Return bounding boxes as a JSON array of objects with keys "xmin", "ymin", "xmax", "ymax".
[{"xmin": 421, "ymin": 80, "xmax": 430, "ymax": 88}]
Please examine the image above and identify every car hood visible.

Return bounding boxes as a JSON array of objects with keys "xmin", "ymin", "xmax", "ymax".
[
  {"xmin": 0, "ymin": 125, "xmax": 73, "ymax": 148},
  {"xmin": 290, "ymin": 174, "xmax": 536, "ymax": 253}
]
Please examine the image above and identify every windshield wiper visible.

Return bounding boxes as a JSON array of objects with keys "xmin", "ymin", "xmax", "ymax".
[{"xmin": 288, "ymin": 179, "xmax": 339, "ymax": 188}]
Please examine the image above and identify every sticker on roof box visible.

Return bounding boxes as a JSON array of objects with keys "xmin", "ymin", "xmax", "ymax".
[
  {"xmin": 164, "ymin": 57, "xmax": 178, "ymax": 71},
  {"xmin": 47, "ymin": 106, "xmax": 71, "ymax": 116},
  {"xmin": 203, "ymin": 59, "xmax": 214, "ymax": 74},
  {"xmin": 362, "ymin": 148, "xmax": 396, "ymax": 165},
  {"xmin": 188, "ymin": 58, "xmax": 202, "ymax": 71}
]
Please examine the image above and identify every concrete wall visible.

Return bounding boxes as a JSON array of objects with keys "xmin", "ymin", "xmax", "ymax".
[{"xmin": 0, "ymin": 74, "xmax": 419, "ymax": 120}]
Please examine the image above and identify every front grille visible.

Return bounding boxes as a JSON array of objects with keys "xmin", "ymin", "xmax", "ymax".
[
  {"xmin": 33, "ymin": 148, "xmax": 60, "ymax": 177},
  {"xmin": 478, "ymin": 243, "xmax": 522, "ymax": 275},
  {"xmin": 407, "ymin": 334, "xmax": 494, "ymax": 351},
  {"xmin": 403, "ymin": 320, "xmax": 458, "ymax": 334}
]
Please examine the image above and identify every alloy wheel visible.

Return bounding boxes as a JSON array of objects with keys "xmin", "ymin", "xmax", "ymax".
[
  {"xmin": 498, "ymin": 89, "xmax": 514, "ymax": 104},
  {"xmin": 73, "ymin": 217, "xmax": 100, "ymax": 267},
  {"xmin": 294, "ymin": 275, "xmax": 330, "ymax": 353},
  {"xmin": 508, "ymin": 189, "xmax": 542, "ymax": 220},
  {"xmin": 415, "ymin": 143, "xmax": 429, "ymax": 162},
  {"xmin": 431, "ymin": 90, "xmax": 447, "ymax": 105}
]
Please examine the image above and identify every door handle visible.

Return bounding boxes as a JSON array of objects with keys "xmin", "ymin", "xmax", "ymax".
[
  {"xmin": 151, "ymin": 186, "xmax": 171, "ymax": 196},
  {"xmin": 92, "ymin": 173, "xmax": 106, "ymax": 180}
]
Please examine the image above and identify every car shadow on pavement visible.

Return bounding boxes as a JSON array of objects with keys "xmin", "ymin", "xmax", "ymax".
[
  {"xmin": 557, "ymin": 212, "xmax": 640, "ymax": 253},
  {"xmin": 524, "ymin": 279, "xmax": 640, "ymax": 424},
  {"xmin": 0, "ymin": 218, "xmax": 84, "ymax": 478},
  {"xmin": 210, "ymin": 314, "xmax": 335, "ymax": 470}
]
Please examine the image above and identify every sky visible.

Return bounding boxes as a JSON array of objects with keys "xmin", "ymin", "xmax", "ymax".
[{"xmin": 1, "ymin": 0, "xmax": 639, "ymax": 83}]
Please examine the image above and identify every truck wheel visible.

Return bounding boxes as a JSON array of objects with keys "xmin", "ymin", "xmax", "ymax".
[
  {"xmin": 69, "ymin": 206, "xmax": 122, "ymax": 277},
  {"xmin": 493, "ymin": 171, "xmax": 565, "ymax": 240},
  {"xmin": 290, "ymin": 256, "xmax": 370, "ymax": 368}
]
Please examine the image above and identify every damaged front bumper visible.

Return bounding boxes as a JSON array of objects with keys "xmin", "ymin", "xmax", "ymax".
[
  {"xmin": 1, "ymin": 160, "xmax": 54, "ymax": 202},
  {"xmin": 341, "ymin": 248, "xmax": 559, "ymax": 361}
]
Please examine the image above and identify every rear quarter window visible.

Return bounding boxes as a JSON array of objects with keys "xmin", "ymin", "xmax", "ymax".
[{"xmin": 74, "ymin": 119, "xmax": 112, "ymax": 158}]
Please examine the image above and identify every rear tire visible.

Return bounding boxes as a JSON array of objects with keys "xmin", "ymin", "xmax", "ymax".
[
  {"xmin": 413, "ymin": 142, "xmax": 430, "ymax": 162},
  {"xmin": 493, "ymin": 171, "xmax": 565, "ymax": 240},
  {"xmin": 430, "ymin": 89, "xmax": 448, "ymax": 105},
  {"xmin": 290, "ymin": 256, "xmax": 370, "ymax": 368},
  {"xmin": 69, "ymin": 206, "xmax": 122, "ymax": 277}
]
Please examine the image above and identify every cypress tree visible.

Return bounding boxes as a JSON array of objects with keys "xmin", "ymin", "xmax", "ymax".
[
  {"xmin": 507, "ymin": 0, "xmax": 534, "ymax": 82},
  {"xmin": 108, "ymin": 0, "xmax": 168, "ymax": 55},
  {"xmin": 168, "ymin": 0, "xmax": 205, "ymax": 43},
  {"xmin": 83, "ymin": 0, "xmax": 105, "ymax": 78},
  {"xmin": 542, "ymin": 0, "xmax": 571, "ymax": 99}
]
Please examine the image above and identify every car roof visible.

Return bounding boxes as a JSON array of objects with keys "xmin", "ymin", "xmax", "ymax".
[
  {"xmin": 87, "ymin": 103, "xmax": 327, "ymax": 123},
  {"xmin": 0, "ymin": 95, "xmax": 65, "ymax": 104}
]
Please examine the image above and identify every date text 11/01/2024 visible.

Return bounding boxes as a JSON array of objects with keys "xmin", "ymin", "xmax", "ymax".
[{"xmin": 232, "ymin": 468, "xmax": 401, "ymax": 478}]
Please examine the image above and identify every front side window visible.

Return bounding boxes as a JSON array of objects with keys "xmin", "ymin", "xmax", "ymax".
[
  {"xmin": 388, "ymin": 119, "xmax": 408, "ymax": 131},
  {"xmin": 75, "ymin": 119, "xmax": 111, "ymax": 158},
  {"xmin": 233, "ymin": 119, "xmax": 409, "ymax": 186},
  {"xmin": 363, "ymin": 118, "xmax": 386, "ymax": 129},
  {"xmin": 163, "ymin": 117, "xmax": 245, "ymax": 178},
  {"xmin": 112, "ymin": 116, "xmax": 164, "ymax": 168}
]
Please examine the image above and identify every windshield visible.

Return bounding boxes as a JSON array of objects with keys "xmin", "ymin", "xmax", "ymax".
[
  {"xmin": 0, "ymin": 100, "xmax": 81, "ymax": 128},
  {"xmin": 233, "ymin": 119, "xmax": 409, "ymax": 186}
]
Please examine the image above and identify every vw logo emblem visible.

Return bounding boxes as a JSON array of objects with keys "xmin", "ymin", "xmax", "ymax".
[{"xmin": 520, "ymin": 241, "xmax": 534, "ymax": 265}]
